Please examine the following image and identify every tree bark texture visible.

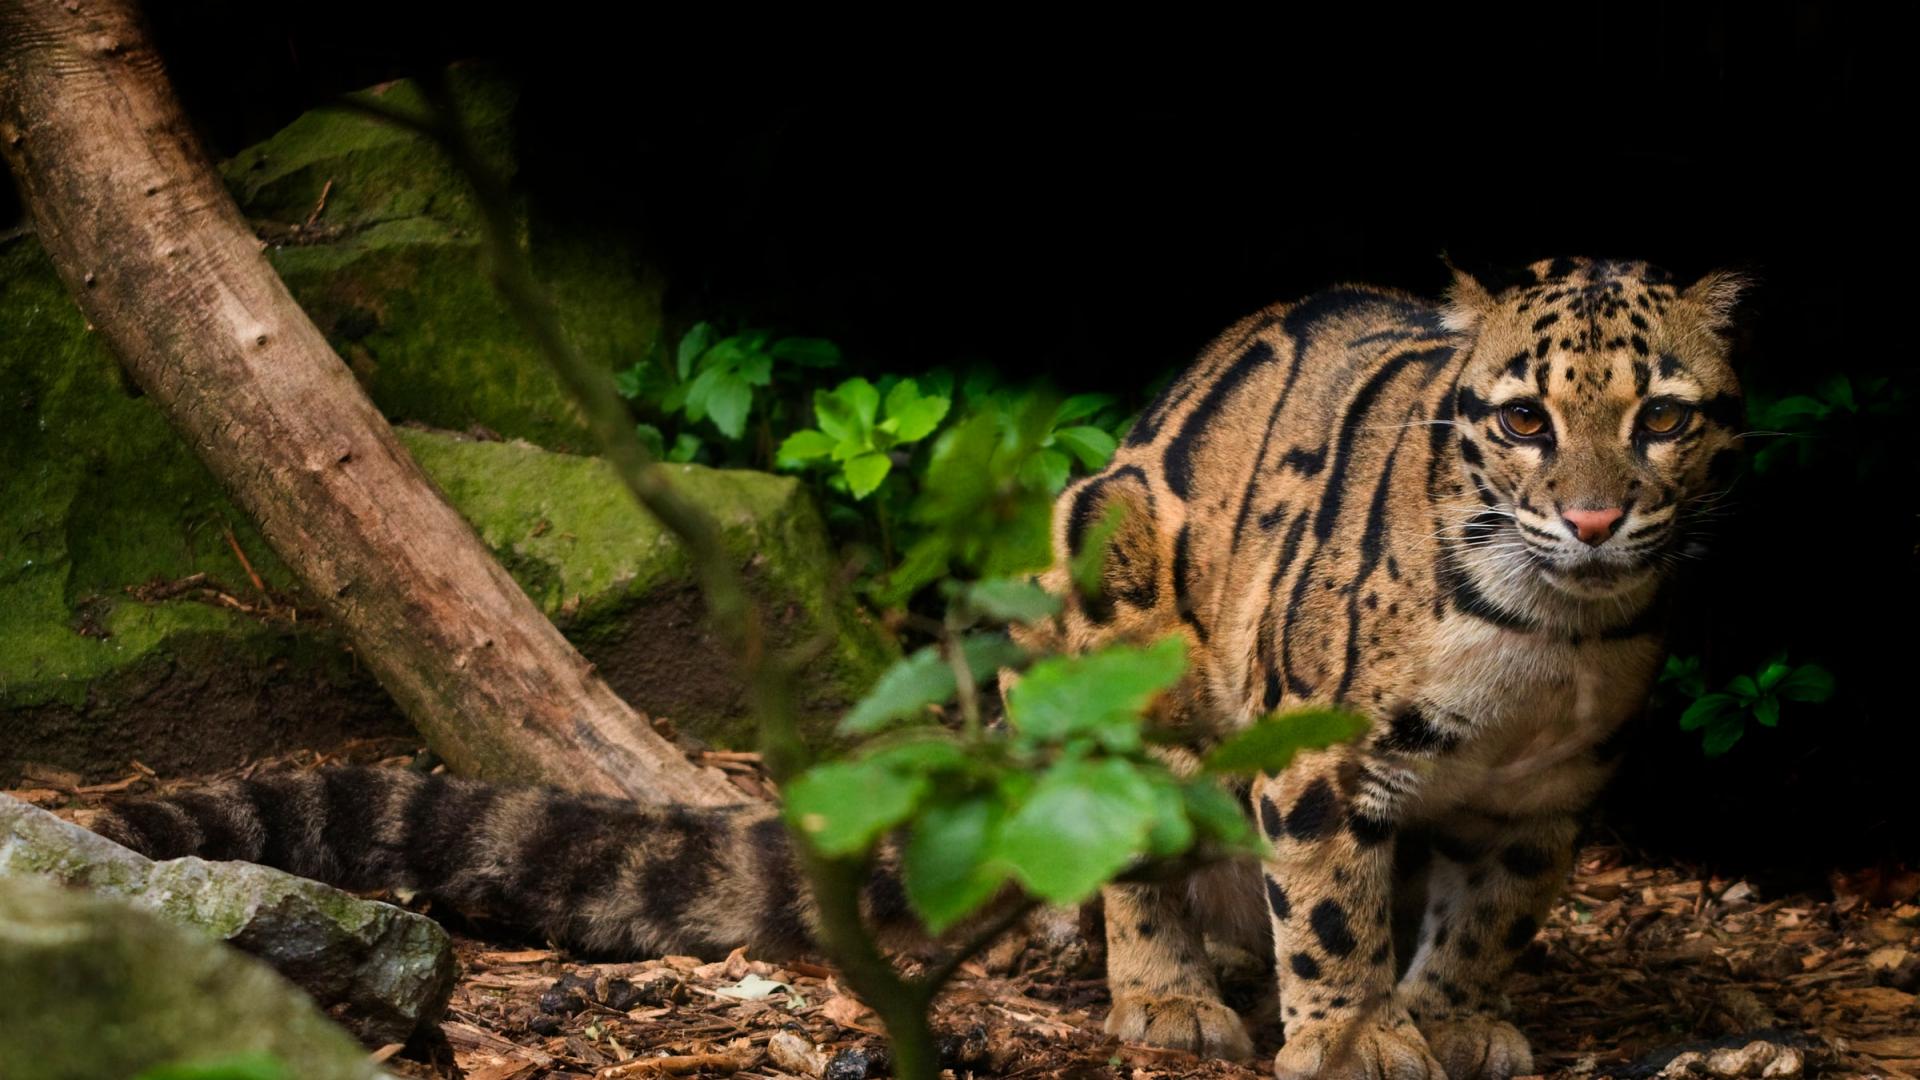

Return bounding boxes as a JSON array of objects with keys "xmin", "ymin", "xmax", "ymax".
[{"xmin": 0, "ymin": 0, "xmax": 740, "ymax": 806}]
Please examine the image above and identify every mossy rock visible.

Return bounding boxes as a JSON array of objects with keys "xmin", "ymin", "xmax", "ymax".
[
  {"xmin": 0, "ymin": 411, "xmax": 893, "ymax": 775},
  {"xmin": 1, "ymin": 795, "xmax": 455, "ymax": 1046},
  {"xmin": 223, "ymin": 66, "xmax": 666, "ymax": 451},
  {"xmin": 0, "ymin": 66, "xmax": 892, "ymax": 778},
  {"xmin": 398, "ymin": 429, "xmax": 896, "ymax": 749},
  {"xmin": 0, "ymin": 874, "xmax": 386, "ymax": 1080},
  {"xmin": 0, "ymin": 238, "xmax": 398, "ymax": 779}
]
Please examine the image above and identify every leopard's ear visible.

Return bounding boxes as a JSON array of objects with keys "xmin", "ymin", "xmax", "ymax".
[
  {"xmin": 1440, "ymin": 254, "xmax": 1497, "ymax": 333},
  {"xmin": 1679, "ymin": 269, "xmax": 1750, "ymax": 334}
]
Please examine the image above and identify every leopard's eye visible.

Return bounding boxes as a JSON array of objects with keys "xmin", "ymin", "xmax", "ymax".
[
  {"xmin": 1638, "ymin": 400, "xmax": 1692, "ymax": 436},
  {"xmin": 1498, "ymin": 402, "xmax": 1550, "ymax": 440}
]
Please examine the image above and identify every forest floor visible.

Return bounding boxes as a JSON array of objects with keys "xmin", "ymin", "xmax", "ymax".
[{"xmin": 25, "ymin": 740, "xmax": 1920, "ymax": 1080}]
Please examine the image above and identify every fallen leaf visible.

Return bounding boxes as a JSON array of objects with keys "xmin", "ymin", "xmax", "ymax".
[{"xmin": 711, "ymin": 973, "xmax": 789, "ymax": 1001}]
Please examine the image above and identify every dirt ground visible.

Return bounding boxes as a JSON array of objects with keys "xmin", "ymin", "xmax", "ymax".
[{"xmin": 17, "ymin": 740, "xmax": 1920, "ymax": 1080}]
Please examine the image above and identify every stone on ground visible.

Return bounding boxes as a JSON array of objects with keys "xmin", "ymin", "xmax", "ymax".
[{"xmin": 0, "ymin": 793, "xmax": 454, "ymax": 1045}]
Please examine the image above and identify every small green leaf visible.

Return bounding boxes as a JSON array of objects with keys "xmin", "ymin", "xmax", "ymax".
[
  {"xmin": 1660, "ymin": 654, "xmax": 1708, "ymax": 699},
  {"xmin": 859, "ymin": 731, "xmax": 973, "ymax": 775},
  {"xmin": 838, "ymin": 377, "xmax": 881, "ymax": 427},
  {"xmin": 1006, "ymin": 636, "xmax": 1187, "ymax": 752},
  {"xmin": 777, "ymin": 429, "xmax": 838, "ymax": 465},
  {"xmin": 783, "ymin": 760, "xmax": 928, "ymax": 858},
  {"xmin": 1183, "ymin": 780, "xmax": 1256, "ymax": 849},
  {"xmin": 659, "ymin": 378, "xmax": 690, "ymax": 415},
  {"xmin": 1755, "ymin": 395, "xmax": 1826, "ymax": 426},
  {"xmin": 1661, "ymin": 655, "xmax": 1701, "ymax": 681},
  {"xmin": 634, "ymin": 422, "xmax": 666, "ymax": 460},
  {"xmin": 840, "ymin": 635, "xmax": 1027, "ymax": 735},
  {"xmin": 1052, "ymin": 425, "xmax": 1118, "ymax": 471},
  {"xmin": 1019, "ymin": 448, "xmax": 1072, "ymax": 493},
  {"xmin": 1756, "ymin": 660, "xmax": 1792, "ymax": 692},
  {"xmin": 1679, "ymin": 693, "xmax": 1739, "ymax": 732},
  {"xmin": 700, "ymin": 373, "xmax": 755, "ymax": 439},
  {"xmin": 737, "ymin": 349, "xmax": 774, "ymax": 387},
  {"xmin": 843, "ymin": 452, "xmax": 893, "ymax": 499},
  {"xmin": 904, "ymin": 795, "xmax": 1008, "ymax": 933},
  {"xmin": 1752, "ymin": 695, "xmax": 1781, "ymax": 728},
  {"xmin": 614, "ymin": 363, "xmax": 649, "ymax": 400},
  {"xmin": 1056, "ymin": 392, "xmax": 1117, "ymax": 424},
  {"xmin": 1143, "ymin": 777, "xmax": 1194, "ymax": 857},
  {"xmin": 1725, "ymin": 675, "xmax": 1760, "ymax": 701},
  {"xmin": 1202, "ymin": 708, "xmax": 1371, "ymax": 774},
  {"xmin": 992, "ymin": 758, "xmax": 1160, "ymax": 903},
  {"xmin": 964, "ymin": 577, "xmax": 1063, "ymax": 624},
  {"xmin": 667, "ymin": 433, "xmax": 703, "ymax": 463},
  {"xmin": 1701, "ymin": 718, "xmax": 1746, "ymax": 757},
  {"xmin": 814, "ymin": 380, "xmax": 878, "ymax": 445},
  {"xmin": 886, "ymin": 379, "xmax": 952, "ymax": 442},
  {"xmin": 676, "ymin": 322, "xmax": 714, "ymax": 381},
  {"xmin": 1775, "ymin": 664, "xmax": 1835, "ymax": 703}
]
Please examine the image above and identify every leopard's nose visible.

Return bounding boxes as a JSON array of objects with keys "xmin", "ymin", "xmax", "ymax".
[{"xmin": 1562, "ymin": 507, "xmax": 1624, "ymax": 546}]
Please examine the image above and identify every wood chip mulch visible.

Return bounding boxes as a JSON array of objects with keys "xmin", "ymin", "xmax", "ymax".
[{"xmin": 17, "ymin": 746, "xmax": 1919, "ymax": 1079}]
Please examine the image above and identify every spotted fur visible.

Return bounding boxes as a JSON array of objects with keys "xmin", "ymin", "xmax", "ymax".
[
  {"xmin": 1017, "ymin": 256, "xmax": 1744, "ymax": 1079},
  {"xmin": 89, "ymin": 257, "xmax": 1744, "ymax": 1080}
]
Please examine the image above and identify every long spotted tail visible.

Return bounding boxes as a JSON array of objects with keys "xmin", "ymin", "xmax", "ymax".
[{"xmin": 90, "ymin": 767, "xmax": 832, "ymax": 958}]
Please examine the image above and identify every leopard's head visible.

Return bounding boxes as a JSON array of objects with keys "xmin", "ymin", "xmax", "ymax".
[{"xmin": 1442, "ymin": 256, "xmax": 1745, "ymax": 600}]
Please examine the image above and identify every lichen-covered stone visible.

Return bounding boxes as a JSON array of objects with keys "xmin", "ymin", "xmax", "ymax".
[
  {"xmin": 0, "ymin": 874, "xmax": 386, "ymax": 1080},
  {"xmin": 0, "ymin": 794, "xmax": 454, "ymax": 1045}
]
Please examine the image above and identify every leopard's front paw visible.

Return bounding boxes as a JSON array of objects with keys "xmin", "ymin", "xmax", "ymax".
[
  {"xmin": 1105, "ymin": 993, "xmax": 1254, "ymax": 1061},
  {"xmin": 1272, "ymin": 1013, "xmax": 1444, "ymax": 1080},
  {"xmin": 1417, "ymin": 1015, "xmax": 1532, "ymax": 1080}
]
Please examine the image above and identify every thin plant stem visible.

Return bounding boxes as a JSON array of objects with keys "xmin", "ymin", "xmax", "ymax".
[{"xmin": 336, "ymin": 72, "xmax": 959, "ymax": 1080}]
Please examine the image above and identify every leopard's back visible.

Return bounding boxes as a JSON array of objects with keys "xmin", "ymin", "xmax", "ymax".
[{"xmin": 1041, "ymin": 284, "xmax": 1464, "ymax": 732}]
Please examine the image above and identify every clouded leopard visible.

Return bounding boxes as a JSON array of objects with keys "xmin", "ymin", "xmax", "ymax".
[{"xmin": 89, "ymin": 257, "xmax": 1744, "ymax": 1080}]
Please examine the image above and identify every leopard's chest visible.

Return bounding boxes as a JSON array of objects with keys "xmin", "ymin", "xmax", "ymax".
[{"xmin": 1401, "ymin": 618, "xmax": 1663, "ymax": 820}]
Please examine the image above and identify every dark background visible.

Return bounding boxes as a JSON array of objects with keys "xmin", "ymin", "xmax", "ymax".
[{"xmin": 9, "ymin": 5, "xmax": 1907, "ymax": 880}]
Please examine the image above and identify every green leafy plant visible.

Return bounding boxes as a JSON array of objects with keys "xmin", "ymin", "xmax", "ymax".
[
  {"xmin": 777, "ymin": 376, "xmax": 953, "ymax": 498},
  {"xmin": 784, "ymin": 587, "xmax": 1368, "ymax": 932},
  {"xmin": 1746, "ymin": 373, "xmax": 1905, "ymax": 475},
  {"xmin": 1665, "ymin": 653, "xmax": 1835, "ymax": 756},
  {"xmin": 867, "ymin": 389, "xmax": 1126, "ymax": 605},
  {"xmin": 617, "ymin": 321, "xmax": 842, "ymax": 462}
]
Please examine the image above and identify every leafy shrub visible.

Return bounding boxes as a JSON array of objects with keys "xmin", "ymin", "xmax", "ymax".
[
  {"xmin": 620, "ymin": 323, "xmax": 1130, "ymax": 603},
  {"xmin": 781, "ymin": 577, "xmax": 1367, "ymax": 930},
  {"xmin": 616, "ymin": 321, "xmax": 842, "ymax": 465},
  {"xmin": 1661, "ymin": 654, "xmax": 1835, "ymax": 756},
  {"xmin": 776, "ymin": 375, "xmax": 952, "ymax": 498}
]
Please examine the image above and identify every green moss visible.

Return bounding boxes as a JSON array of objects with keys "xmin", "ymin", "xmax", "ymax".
[
  {"xmin": 1, "ymin": 65, "xmax": 661, "ymax": 717},
  {"xmin": 0, "ymin": 242, "xmax": 296, "ymax": 709},
  {"xmin": 401, "ymin": 430, "xmax": 898, "ymax": 744},
  {"xmin": 225, "ymin": 65, "xmax": 664, "ymax": 451},
  {"xmin": 0, "ymin": 65, "xmax": 880, "ymax": 755},
  {"xmin": 267, "ymin": 222, "xmax": 619, "ymax": 450},
  {"xmin": 220, "ymin": 66, "xmax": 516, "ymax": 230}
]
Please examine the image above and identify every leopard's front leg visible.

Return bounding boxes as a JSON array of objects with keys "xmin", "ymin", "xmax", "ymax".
[
  {"xmin": 1257, "ymin": 752, "xmax": 1444, "ymax": 1080},
  {"xmin": 1102, "ymin": 880, "xmax": 1255, "ymax": 1059},
  {"xmin": 1394, "ymin": 813, "xmax": 1576, "ymax": 1080}
]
